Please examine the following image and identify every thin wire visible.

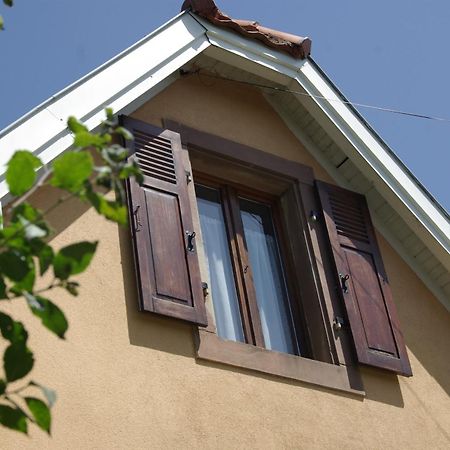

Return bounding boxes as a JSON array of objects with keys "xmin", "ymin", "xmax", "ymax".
[{"xmin": 186, "ymin": 70, "xmax": 450, "ymax": 124}]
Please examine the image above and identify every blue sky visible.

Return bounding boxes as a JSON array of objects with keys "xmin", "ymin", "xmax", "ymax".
[{"xmin": 1, "ymin": 0, "xmax": 449, "ymax": 211}]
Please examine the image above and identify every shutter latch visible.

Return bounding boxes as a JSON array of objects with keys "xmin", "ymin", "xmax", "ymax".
[{"xmin": 186, "ymin": 231, "xmax": 196, "ymax": 252}]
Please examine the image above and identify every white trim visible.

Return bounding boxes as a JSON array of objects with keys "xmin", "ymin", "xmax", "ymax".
[{"xmin": 0, "ymin": 13, "xmax": 210, "ymax": 200}]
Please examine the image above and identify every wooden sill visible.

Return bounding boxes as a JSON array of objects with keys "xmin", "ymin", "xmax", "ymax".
[{"xmin": 195, "ymin": 329, "xmax": 365, "ymax": 396}]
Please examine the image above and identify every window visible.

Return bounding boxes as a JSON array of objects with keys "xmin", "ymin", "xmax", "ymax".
[
  {"xmin": 196, "ymin": 182, "xmax": 301, "ymax": 355},
  {"xmin": 121, "ymin": 115, "xmax": 412, "ymax": 394}
]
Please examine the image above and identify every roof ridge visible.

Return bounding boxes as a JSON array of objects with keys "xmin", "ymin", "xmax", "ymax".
[{"xmin": 181, "ymin": 0, "xmax": 311, "ymax": 59}]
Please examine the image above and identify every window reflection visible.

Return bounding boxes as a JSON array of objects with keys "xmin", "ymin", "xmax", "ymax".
[
  {"xmin": 196, "ymin": 185, "xmax": 245, "ymax": 343},
  {"xmin": 240, "ymin": 198, "xmax": 299, "ymax": 355}
]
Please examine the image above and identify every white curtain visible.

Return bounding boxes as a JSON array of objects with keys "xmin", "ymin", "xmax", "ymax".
[
  {"xmin": 197, "ymin": 196, "xmax": 245, "ymax": 343},
  {"xmin": 241, "ymin": 209, "xmax": 297, "ymax": 354}
]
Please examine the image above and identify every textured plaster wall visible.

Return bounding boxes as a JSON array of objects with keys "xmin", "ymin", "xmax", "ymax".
[{"xmin": 1, "ymin": 76, "xmax": 449, "ymax": 449}]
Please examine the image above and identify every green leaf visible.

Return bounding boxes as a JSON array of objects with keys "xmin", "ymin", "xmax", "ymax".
[
  {"xmin": 99, "ymin": 199, "xmax": 127, "ymax": 225},
  {"xmin": 0, "ymin": 379, "xmax": 6, "ymax": 395},
  {"xmin": 101, "ymin": 144, "xmax": 128, "ymax": 163},
  {"xmin": 0, "ymin": 250, "xmax": 29, "ymax": 281},
  {"xmin": 86, "ymin": 190, "xmax": 127, "ymax": 225},
  {"xmin": 0, "ymin": 276, "xmax": 7, "ymax": 299},
  {"xmin": 11, "ymin": 203, "xmax": 40, "ymax": 223},
  {"xmin": 10, "ymin": 264, "xmax": 36, "ymax": 295},
  {"xmin": 65, "ymin": 281, "xmax": 79, "ymax": 297},
  {"xmin": 53, "ymin": 241, "xmax": 98, "ymax": 280},
  {"xmin": 4, "ymin": 0, "xmax": 14, "ymax": 7},
  {"xmin": 0, "ymin": 312, "xmax": 28, "ymax": 343},
  {"xmin": 4, "ymin": 342, "xmax": 34, "ymax": 382},
  {"xmin": 7, "ymin": 255, "xmax": 36, "ymax": 294},
  {"xmin": 51, "ymin": 151, "xmax": 93, "ymax": 193},
  {"xmin": 25, "ymin": 294, "xmax": 68, "ymax": 339},
  {"xmin": 74, "ymin": 132, "xmax": 111, "ymax": 148},
  {"xmin": 38, "ymin": 246, "xmax": 54, "ymax": 276},
  {"xmin": 67, "ymin": 116, "xmax": 88, "ymax": 134},
  {"xmin": 11, "ymin": 203, "xmax": 50, "ymax": 241},
  {"xmin": 30, "ymin": 382, "xmax": 56, "ymax": 408},
  {"xmin": 0, "ymin": 405, "xmax": 27, "ymax": 434},
  {"xmin": 115, "ymin": 126, "xmax": 133, "ymax": 141},
  {"xmin": 29, "ymin": 240, "xmax": 54, "ymax": 275},
  {"xmin": 105, "ymin": 108, "xmax": 114, "ymax": 121},
  {"xmin": 0, "ymin": 15, "xmax": 4, "ymax": 30},
  {"xmin": 25, "ymin": 397, "xmax": 51, "ymax": 434},
  {"xmin": 6, "ymin": 151, "xmax": 42, "ymax": 196},
  {"xmin": 119, "ymin": 161, "xmax": 143, "ymax": 182},
  {"xmin": 0, "ymin": 222, "xmax": 27, "ymax": 250}
]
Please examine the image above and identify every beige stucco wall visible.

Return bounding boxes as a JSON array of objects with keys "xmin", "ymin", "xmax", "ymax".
[{"xmin": 2, "ymin": 76, "xmax": 449, "ymax": 449}]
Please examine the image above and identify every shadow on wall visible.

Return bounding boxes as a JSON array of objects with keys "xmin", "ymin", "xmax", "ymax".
[
  {"xmin": 359, "ymin": 367, "xmax": 404, "ymax": 408},
  {"xmin": 117, "ymin": 225, "xmax": 196, "ymax": 359},
  {"xmin": 379, "ymin": 239, "xmax": 450, "ymax": 398},
  {"xmin": 194, "ymin": 356, "xmax": 367, "ymax": 403}
]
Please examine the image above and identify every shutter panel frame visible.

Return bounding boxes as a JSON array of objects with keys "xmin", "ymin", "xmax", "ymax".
[
  {"xmin": 316, "ymin": 181, "xmax": 412, "ymax": 376},
  {"xmin": 122, "ymin": 115, "xmax": 208, "ymax": 327}
]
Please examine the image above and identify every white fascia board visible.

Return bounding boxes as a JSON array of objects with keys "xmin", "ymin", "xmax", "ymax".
[
  {"xmin": 293, "ymin": 62, "xmax": 450, "ymax": 267},
  {"xmin": 195, "ymin": 17, "xmax": 449, "ymax": 267},
  {"xmin": 0, "ymin": 12, "xmax": 210, "ymax": 201},
  {"xmin": 192, "ymin": 15, "xmax": 306, "ymax": 81}
]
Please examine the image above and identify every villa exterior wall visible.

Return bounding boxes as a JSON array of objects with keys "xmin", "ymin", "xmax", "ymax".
[{"xmin": 2, "ymin": 75, "xmax": 449, "ymax": 449}]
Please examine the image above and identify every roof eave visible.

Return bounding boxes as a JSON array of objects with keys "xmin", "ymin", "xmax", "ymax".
[{"xmin": 192, "ymin": 14, "xmax": 450, "ymax": 263}]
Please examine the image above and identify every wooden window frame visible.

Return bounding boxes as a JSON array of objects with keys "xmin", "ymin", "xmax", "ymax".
[
  {"xmin": 195, "ymin": 176, "xmax": 306, "ymax": 355},
  {"xmin": 164, "ymin": 119, "xmax": 365, "ymax": 396}
]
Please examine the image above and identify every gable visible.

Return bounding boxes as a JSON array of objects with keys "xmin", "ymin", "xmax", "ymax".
[{"xmin": 0, "ymin": 10, "xmax": 448, "ymax": 311}]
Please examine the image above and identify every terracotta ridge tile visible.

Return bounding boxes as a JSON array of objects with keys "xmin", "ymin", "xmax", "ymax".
[{"xmin": 181, "ymin": 0, "xmax": 311, "ymax": 59}]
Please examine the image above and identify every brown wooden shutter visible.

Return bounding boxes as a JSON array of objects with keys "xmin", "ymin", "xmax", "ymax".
[
  {"xmin": 122, "ymin": 116, "xmax": 207, "ymax": 327},
  {"xmin": 316, "ymin": 181, "xmax": 411, "ymax": 376}
]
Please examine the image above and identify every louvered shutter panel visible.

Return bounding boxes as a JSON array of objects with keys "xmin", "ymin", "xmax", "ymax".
[
  {"xmin": 316, "ymin": 181, "xmax": 411, "ymax": 376},
  {"xmin": 122, "ymin": 116, "xmax": 207, "ymax": 327}
]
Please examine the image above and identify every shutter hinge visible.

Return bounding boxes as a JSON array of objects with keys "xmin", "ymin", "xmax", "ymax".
[
  {"xmin": 310, "ymin": 210, "xmax": 320, "ymax": 222},
  {"xmin": 185, "ymin": 170, "xmax": 192, "ymax": 184},
  {"xmin": 133, "ymin": 205, "xmax": 142, "ymax": 232}
]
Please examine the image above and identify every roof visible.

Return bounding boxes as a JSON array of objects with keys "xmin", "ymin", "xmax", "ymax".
[
  {"xmin": 0, "ymin": 5, "xmax": 449, "ymax": 311},
  {"xmin": 181, "ymin": 0, "xmax": 311, "ymax": 59}
]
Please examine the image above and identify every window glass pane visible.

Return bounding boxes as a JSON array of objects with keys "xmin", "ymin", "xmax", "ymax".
[
  {"xmin": 196, "ymin": 185, "xmax": 245, "ymax": 343},
  {"xmin": 240, "ymin": 198, "xmax": 299, "ymax": 355}
]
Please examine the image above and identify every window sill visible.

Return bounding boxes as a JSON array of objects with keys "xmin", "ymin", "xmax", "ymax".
[{"xmin": 195, "ymin": 329, "xmax": 365, "ymax": 396}]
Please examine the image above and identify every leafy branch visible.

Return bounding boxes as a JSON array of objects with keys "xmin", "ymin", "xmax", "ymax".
[
  {"xmin": 0, "ymin": 109, "xmax": 142, "ymax": 435},
  {"xmin": 0, "ymin": 0, "xmax": 13, "ymax": 31}
]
